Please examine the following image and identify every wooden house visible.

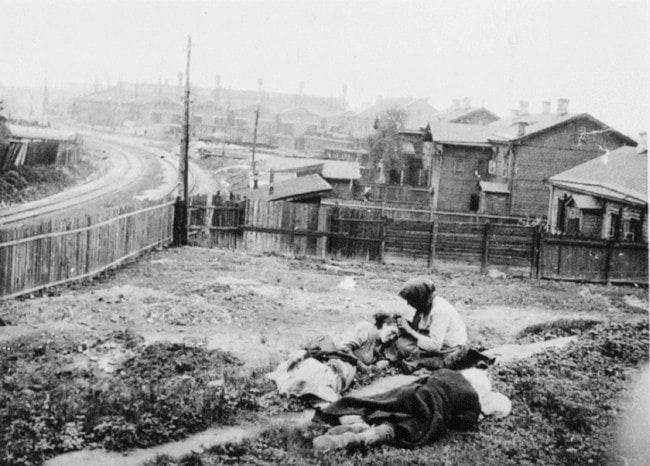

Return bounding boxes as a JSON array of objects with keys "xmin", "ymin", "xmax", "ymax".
[
  {"xmin": 398, "ymin": 99, "xmax": 636, "ymax": 217},
  {"xmin": 547, "ymin": 145, "xmax": 647, "ymax": 241},
  {"xmin": 488, "ymin": 100, "xmax": 636, "ymax": 217}
]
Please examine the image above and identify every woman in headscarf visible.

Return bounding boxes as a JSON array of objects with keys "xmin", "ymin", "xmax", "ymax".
[{"xmin": 393, "ymin": 278, "xmax": 469, "ymax": 372}]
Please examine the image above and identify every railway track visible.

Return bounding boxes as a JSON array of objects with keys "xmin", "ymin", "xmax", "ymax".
[{"xmin": 0, "ymin": 135, "xmax": 194, "ymax": 226}]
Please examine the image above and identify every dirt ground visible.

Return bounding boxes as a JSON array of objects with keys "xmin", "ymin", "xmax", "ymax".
[
  {"xmin": 1, "ymin": 246, "xmax": 646, "ymax": 367},
  {"xmin": 1, "ymin": 246, "xmax": 648, "ymax": 465}
]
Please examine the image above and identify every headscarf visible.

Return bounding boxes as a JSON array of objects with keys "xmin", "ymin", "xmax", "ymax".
[{"xmin": 398, "ymin": 278, "xmax": 436, "ymax": 327}]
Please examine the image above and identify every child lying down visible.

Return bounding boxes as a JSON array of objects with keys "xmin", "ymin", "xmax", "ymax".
[
  {"xmin": 312, "ymin": 368, "xmax": 511, "ymax": 450},
  {"xmin": 268, "ymin": 314, "xmax": 400, "ymax": 404}
]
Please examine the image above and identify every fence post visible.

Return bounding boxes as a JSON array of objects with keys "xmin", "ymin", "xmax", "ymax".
[
  {"xmin": 379, "ymin": 218, "xmax": 386, "ymax": 263},
  {"xmin": 604, "ymin": 238, "xmax": 614, "ymax": 284},
  {"xmin": 172, "ymin": 196, "xmax": 188, "ymax": 246},
  {"xmin": 427, "ymin": 220, "xmax": 436, "ymax": 269},
  {"xmin": 480, "ymin": 221, "xmax": 491, "ymax": 274}
]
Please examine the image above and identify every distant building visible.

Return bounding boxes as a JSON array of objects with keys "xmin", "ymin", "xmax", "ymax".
[
  {"xmin": 547, "ymin": 145, "xmax": 647, "ymax": 241},
  {"xmin": 435, "ymin": 98, "xmax": 499, "ymax": 125},
  {"xmin": 398, "ymin": 99, "xmax": 637, "ymax": 216}
]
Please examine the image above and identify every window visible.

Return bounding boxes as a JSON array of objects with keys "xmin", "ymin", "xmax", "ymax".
[
  {"xmin": 469, "ymin": 194, "xmax": 480, "ymax": 212},
  {"xmin": 577, "ymin": 126, "xmax": 587, "ymax": 145},
  {"xmin": 556, "ymin": 198, "xmax": 566, "ymax": 232},
  {"xmin": 566, "ymin": 218, "xmax": 580, "ymax": 235},
  {"xmin": 629, "ymin": 218, "xmax": 643, "ymax": 241},
  {"xmin": 488, "ymin": 160, "xmax": 497, "ymax": 175},
  {"xmin": 453, "ymin": 158, "xmax": 463, "ymax": 173},
  {"xmin": 609, "ymin": 212, "xmax": 621, "ymax": 239}
]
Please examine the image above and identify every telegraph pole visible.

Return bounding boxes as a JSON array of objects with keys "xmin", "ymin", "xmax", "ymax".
[
  {"xmin": 251, "ymin": 106, "xmax": 260, "ymax": 189},
  {"xmin": 174, "ymin": 35, "xmax": 191, "ymax": 246}
]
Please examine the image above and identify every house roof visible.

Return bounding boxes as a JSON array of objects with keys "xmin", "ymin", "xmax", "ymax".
[
  {"xmin": 568, "ymin": 194, "xmax": 602, "ymax": 210},
  {"xmin": 488, "ymin": 113, "xmax": 636, "ymax": 145},
  {"xmin": 549, "ymin": 145, "xmax": 648, "ymax": 205},
  {"xmin": 7, "ymin": 124, "xmax": 77, "ymax": 142},
  {"xmin": 264, "ymin": 156, "xmax": 361, "ymax": 180},
  {"xmin": 268, "ymin": 174, "xmax": 332, "ymax": 201},
  {"xmin": 479, "ymin": 181, "xmax": 510, "ymax": 194},
  {"xmin": 435, "ymin": 106, "xmax": 499, "ymax": 123},
  {"xmin": 401, "ymin": 122, "xmax": 494, "ymax": 146}
]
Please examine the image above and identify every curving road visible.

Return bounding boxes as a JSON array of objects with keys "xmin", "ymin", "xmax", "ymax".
[{"xmin": 0, "ymin": 133, "xmax": 214, "ymax": 226}]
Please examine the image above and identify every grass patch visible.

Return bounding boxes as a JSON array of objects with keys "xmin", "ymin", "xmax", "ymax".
[
  {"xmin": 0, "ymin": 330, "xmax": 263, "ymax": 465},
  {"xmin": 161, "ymin": 319, "xmax": 648, "ymax": 465},
  {"xmin": 516, "ymin": 317, "xmax": 603, "ymax": 342}
]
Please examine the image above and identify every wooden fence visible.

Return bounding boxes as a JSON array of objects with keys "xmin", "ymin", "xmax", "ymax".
[
  {"xmin": 188, "ymin": 195, "xmax": 647, "ymax": 284},
  {"xmin": 187, "ymin": 196, "xmax": 536, "ymax": 269},
  {"xmin": 535, "ymin": 235, "xmax": 648, "ymax": 285},
  {"xmin": 0, "ymin": 201, "xmax": 174, "ymax": 299}
]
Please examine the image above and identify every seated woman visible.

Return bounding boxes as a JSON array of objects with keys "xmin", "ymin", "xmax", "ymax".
[
  {"xmin": 313, "ymin": 367, "xmax": 511, "ymax": 450},
  {"xmin": 393, "ymin": 278, "xmax": 472, "ymax": 372},
  {"xmin": 268, "ymin": 314, "xmax": 400, "ymax": 405}
]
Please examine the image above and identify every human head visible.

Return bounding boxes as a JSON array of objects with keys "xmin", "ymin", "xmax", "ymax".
[
  {"xmin": 373, "ymin": 313, "xmax": 399, "ymax": 343},
  {"xmin": 398, "ymin": 278, "xmax": 436, "ymax": 314}
]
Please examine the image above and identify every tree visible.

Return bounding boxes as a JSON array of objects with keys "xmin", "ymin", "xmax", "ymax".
[{"xmin": 367, "ymin": 107, "xmax": 407, "ymax": 175}]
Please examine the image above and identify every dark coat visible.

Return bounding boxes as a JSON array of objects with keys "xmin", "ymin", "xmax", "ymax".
[{"xmin": 317, "ymin": 369, "xmax": 482, "ymax": 448}]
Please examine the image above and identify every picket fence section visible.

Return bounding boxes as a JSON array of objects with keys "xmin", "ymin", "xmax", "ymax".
[{"xmin": 0, "ymin": 201, "xmax": 174, "ymax": 299}]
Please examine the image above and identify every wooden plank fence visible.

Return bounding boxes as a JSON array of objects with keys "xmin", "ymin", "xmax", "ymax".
[
  {"xmin": 0, "ymin": 201, "xmax": 174, "ymax": 299},
  {"xmin": 536, "ymin": 235, "xmax": 648, "ymax": 285},
  {"xmin": 187, "ymin": 194, "xmax": 647, "ymax": 284}
]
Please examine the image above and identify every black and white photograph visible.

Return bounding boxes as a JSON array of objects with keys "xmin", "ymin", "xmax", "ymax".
[{"xmin": 0, "ymin": 1, "xmax": 648, "ymax": 464}]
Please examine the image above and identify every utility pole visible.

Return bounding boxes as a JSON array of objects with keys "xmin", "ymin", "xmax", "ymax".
[
  {"xmin": 251, "ymin": 106, "xmax": 260, "ymax": 189},
  {"xmin": 174, "ymin": 35, "xmax": 191, "ymax": 246}
]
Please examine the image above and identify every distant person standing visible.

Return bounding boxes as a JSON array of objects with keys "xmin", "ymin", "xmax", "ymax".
[{"xmin": 395, "ymin": 278, "xmax": 468, "ymax": 372}]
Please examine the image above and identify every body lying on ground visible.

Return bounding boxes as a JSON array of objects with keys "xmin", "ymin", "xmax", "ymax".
[
  {"xmin": 268, "ymin": 314, "xmax": 400, "ymax": 403},
  {"xmin": 313, "ymin": 368, "xmax": 511, "ymax": 450}
]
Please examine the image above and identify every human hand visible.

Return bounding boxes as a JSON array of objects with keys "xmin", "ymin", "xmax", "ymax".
[{"xmin": 397, "ymin": 317, "xmax": 413, "ymax": 334}]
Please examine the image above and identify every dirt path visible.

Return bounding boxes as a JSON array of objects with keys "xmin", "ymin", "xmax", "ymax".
[{"xmin": 45, "ymin": 411, "xmax": 313, "ymax": 466}]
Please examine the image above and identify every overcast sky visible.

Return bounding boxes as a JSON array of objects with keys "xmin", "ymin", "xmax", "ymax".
[{"xmin": 1, "ymin": 0, "xmax": 648, "ymax": 134}]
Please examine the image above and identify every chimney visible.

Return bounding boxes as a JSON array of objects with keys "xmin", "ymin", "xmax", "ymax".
[
  {"xmin": 542, "ymin": 100, "xmax": 551, "ymax": 115},
  {"xmin": 517, "ymin": 121, "xmax": 528, "ymax": 137},
  {"xmin": 519, "ymin": 100, "xmax": 529, "ymax": 116},
  {"xmin": 557, "ymin": 98, "xmax": 569, "ymax": 115},
  {"xmin": 639, "ymin": 131, "xmax": 648, "ymax": 149},
  {"xmin": 452, "ymin": 99, "xmax": 461, "ymax": 110},
  {"xmin": 462, "ymin": 97, "xmax": 471, "ymax": 109}
]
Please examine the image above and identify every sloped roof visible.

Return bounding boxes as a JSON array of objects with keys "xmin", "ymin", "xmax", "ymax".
[
  {"xmin": 479, "ymin": 181, "xmax": 510, "ymax": 194},
  {"xmin": 436, "ymin": 106, "xmax": 499, "ymax": 123},
  {"xmin": 401, "ymin": 122, "xmax": 494, "ymax": 146},
  {"xmin": 269, "ymin": 174, "xmax": 332, "ymax": 201},
  {"xmin": 7, "ymin": 124, "xmax": 77, "ymax": 142},
  {"xmin": 488, "ymin": 113, "xmax": 636, "ymax": 145},
  {"xmin": 264, "ymin": 157, "xmax": 361, "ymax": 180},
  {"xmin": 549, "ymin": 145, "xmax": 648, "ymax": 205}
]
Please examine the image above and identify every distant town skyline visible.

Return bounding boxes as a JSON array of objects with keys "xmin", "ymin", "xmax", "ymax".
[{"xmin": 1, "ymin": 0, "xmax": 648, "ymax": 135}]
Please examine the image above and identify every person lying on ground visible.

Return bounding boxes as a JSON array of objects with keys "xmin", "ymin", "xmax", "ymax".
[
  {"xmin": 336, "ymin": 313, "xmax": 400, "ymax": 371},
  {"xmin": 268, "ymin": 314, "xmax": 400, "ymax": 405},
  {"xmin": 312, "ymin": 367, "xmax": 511, "ymax": 450},
  {"xmin": 393, "ymin": 278, "xmax": 472, "ymax": 372}
]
